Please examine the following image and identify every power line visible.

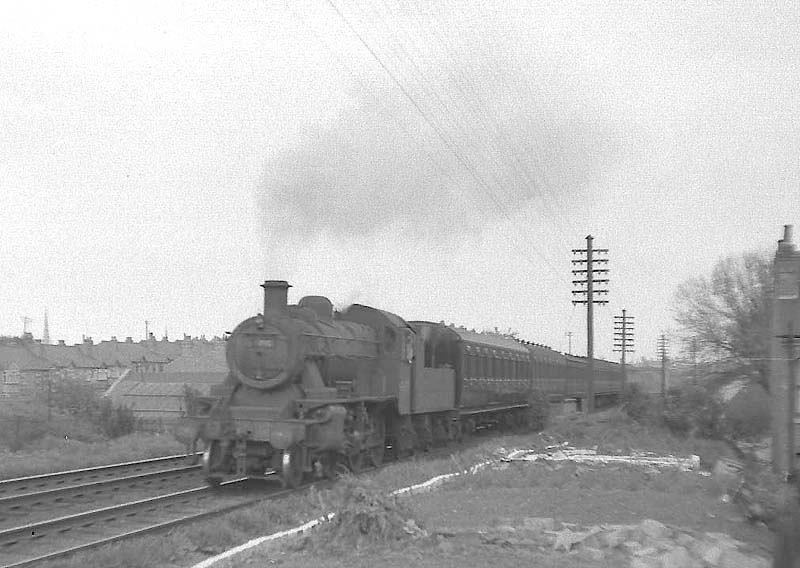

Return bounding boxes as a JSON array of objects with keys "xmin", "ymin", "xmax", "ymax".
[
  {"xmin": 283, "ymin": 2, "xmax": 486, "ymax": 218},
  {"xmin": 391, "ymin": 0, "xmax": 575, "ymax": 234},
  {"xmin": 324, "ymin": 0, "xmax": 562, "ymax": 275}
]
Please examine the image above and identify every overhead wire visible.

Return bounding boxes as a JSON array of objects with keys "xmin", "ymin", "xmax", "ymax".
[
  {"xmin": 467, "ymin": 8, "xmax": 583, "ymax": 229},
  {"xmin": 396, "ymin": 0, "xmax": 577, "ymax": 235},
  {"xmin": 324, "ymin": 0, "xmax": 563, "ymax": 275},
  {"xmin": 371, "ymin": 0, "xmax": 573, "ymax": 238},
  {"xmin": 281, "ymin": 1, "xmax": 483, "ymax": 217}
]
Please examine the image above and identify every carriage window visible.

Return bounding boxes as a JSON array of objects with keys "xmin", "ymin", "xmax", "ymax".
[
  {"xmin": 384, "ymin": 327, "xmax": 396, "ymax": 351},
  {"xmin": 424, "ymin": 340, "xmax": 434, "ymax": 367},
  {"xmin": 404, "ymin": 332, "xmax": 414, "ymax": 363}
]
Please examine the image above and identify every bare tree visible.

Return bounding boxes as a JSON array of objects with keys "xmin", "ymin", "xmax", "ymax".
[{"xmin": 672, "ymin": 251, "xmax": 772, "ymax": 388}]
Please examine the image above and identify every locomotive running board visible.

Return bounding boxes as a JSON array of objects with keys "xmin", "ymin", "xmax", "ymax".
[{"xmin": 459, "ymin": 403, "xmax": 529, "ymax": 416}]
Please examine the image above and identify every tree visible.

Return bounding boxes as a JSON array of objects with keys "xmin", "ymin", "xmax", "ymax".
[{"xmin": 672, "ymin": 251, "xmax": 772, "ymax": 389}]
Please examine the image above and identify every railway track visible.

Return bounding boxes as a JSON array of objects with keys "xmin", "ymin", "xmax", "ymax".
[
  {"xmin": 0, "ymin": 479, "xmax": 266, "ymax": 568},
  {"xmin": 0, "ymin": 454, "xmax": 198, "ymax": 500},
  {"xmin": 0, "ymin": 430, "xmax": 517, "ymax": 567},
  {"xmin": 0, "ymin": 463, "xmax": 203, "ymax": 529}
]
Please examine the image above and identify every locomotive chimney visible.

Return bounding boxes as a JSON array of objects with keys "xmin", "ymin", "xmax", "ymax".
[
  {"xmin": 261, "ymin": 280, "xmax": 291, "ymax": 314},
  {"xmin": 778, "ymin": 224, "xmax": 796, "ymax": 252}
]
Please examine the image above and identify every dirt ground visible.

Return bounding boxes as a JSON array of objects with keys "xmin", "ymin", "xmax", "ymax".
[{"xmin": 203, "ymin": 411, "xmax": 779, "ymax": 568}]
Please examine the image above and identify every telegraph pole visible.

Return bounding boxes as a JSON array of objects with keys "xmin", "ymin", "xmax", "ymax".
[
  {"xmin": 657, "ymin": 334, "xmax": 669, "ymax": 397},
  {"xmin": 613, "ymin": 309, "xmax": 635, "ymax": 382},
  {"xmin": 572, "ymin": 235, "xmax": 609, "ymax": 413},
  {"xmin": 145, "ymin": 320, "xmax": 150, "ymax": 341},
  {"xmin": 565, "ymin": 331, "xmax": 573, "ymax": 354}
]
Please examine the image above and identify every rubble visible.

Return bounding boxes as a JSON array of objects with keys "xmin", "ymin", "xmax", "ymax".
[
  {"xmin": 472, "ymin": 517, "xmax": 769, "ymax": 568},
  {"xmin": 503, "ymin": 445, "xmax": 701, "ymax": 471}
]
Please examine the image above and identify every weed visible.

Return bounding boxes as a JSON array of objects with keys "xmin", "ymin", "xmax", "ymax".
[
  {"xmin": 304, "ymin": 475, "xmax": 426, "ymax": 552},
  {"xmin": 662, "ymin": 385, "xmax": 724, "ymax": 439},
  {"xmin": 620, "ymin": 383, "xmax": 651, "ymax": 421},
  {"xmin": 526, "ymin": 389, "xmax": 550, "ymax": 431}
]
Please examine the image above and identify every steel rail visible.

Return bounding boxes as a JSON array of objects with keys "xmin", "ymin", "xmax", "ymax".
[
  {"xmin": 0, "ymin": 454, "xmax": 200, "ymax": 498},
  {"xmin": 0, "ymin": 486, "xmax": 211, "ymax": 549},
  {"xmin": 0, "ymin": 464, "xmax": 201, "ymax": 523},
  {"xmin": 0, "ymin": 479, "xmax": 258, "ymax": 568}
]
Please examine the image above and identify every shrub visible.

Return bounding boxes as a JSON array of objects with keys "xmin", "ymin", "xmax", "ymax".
[
  {"xmin": 96, "ymin": 399, "xmax": 137, "ymax": 438},
  {"xmin": 37, "ymin": 378, "xmax": 137, "ymax": 439},
  {"xmin": 526, "ymin": 389, "xmax": 550, "ymax": 431},
  {"xmin": 620, "ymin": 383, "xmax": 654, "ymax": 422},
  {"xmin": 722, "ymin": 384, "xmax": 770, "ymax": 440},
  {"xmin": 662, "ymin": 384, "xmax": 723, "ymax": 439},
  {"xmin": 0, "ymin": 380, "xmax": 138, "ymax": 451}
]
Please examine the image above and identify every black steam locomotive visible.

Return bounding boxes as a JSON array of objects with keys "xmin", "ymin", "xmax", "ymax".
[{"xmin": 194, "ymin": 281, "xmax": 623, "ymax": 487}]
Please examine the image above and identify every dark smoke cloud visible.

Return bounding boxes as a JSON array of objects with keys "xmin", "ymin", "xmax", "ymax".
[{"xmin": 259, "ymin": 69, "xmax": 618, "ymax": 242}]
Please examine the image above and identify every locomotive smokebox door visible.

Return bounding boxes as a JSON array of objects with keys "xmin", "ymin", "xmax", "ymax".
[{"xmin": 226, "ymin": 317, "xmax": 304, "ymax": 390}]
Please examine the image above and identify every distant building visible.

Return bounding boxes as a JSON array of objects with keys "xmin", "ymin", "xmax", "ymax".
[
  {"xmin": 0, "ymin": 334, "xmax": 227, "ymax": 406},
  {"xmin": 105, "ymin": 381, "xmax": 217, "ymax": 431}
]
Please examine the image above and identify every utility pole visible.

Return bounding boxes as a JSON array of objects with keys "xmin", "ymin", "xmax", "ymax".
[
  {"xmin": 47, "ymin": 375, "xmax": 52, "ymax": 422},
  {"xmin": 657, "ymin": 334, "xmax": 669, "ymax": 397},
  {"xmin": 613, "ymin": 309, "xmax": 635, "ymax": 383},
  {"xmin": 565, "ymin": 331, "xmax": 573, "ymax": 354},
  {"xmin": 21, "ymin": 316, "xmax": 32, "ymax": 335},
  {"xmin": 572, "ymin": 235, "xmax": 609, "ymax": 413},
  {"xmin": 145, "ymin": 320, "xmax": 150, "ymax": 341}
]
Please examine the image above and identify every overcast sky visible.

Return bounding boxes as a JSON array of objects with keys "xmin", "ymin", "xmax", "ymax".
[{"xmin": 2, "ymin": 1, "xmax": 798, "ymax": 361}]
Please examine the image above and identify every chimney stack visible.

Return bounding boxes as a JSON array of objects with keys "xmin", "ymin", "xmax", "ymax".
[
  {"xmin": 778, "ymin": 224, "xmax": 796, "ymax": 253},
  {"xmin": 261, "ymin": 280, "xmax": 291, "ymax": 314}
]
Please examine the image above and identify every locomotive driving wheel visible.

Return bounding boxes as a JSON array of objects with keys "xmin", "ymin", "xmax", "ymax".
[
  {"xmin": 281, "ymin": 444, "xmax": 304, "ymax": 489},
  {"xmin": 202, "ymin": 440, "xmax": 225, "ymax": 487}
]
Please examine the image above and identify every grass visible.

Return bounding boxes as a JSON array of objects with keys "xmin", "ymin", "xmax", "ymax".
[
  {"xmin": 31, "ymin": 409, "xmax": 768, "ymax": 568},
  {"xmin": 0, "ymin": 432, "xmax": 185, "ymax": 479},
  {"xmin": 38, "ymin": 486, "xmax": 319, "ymax": 568}
]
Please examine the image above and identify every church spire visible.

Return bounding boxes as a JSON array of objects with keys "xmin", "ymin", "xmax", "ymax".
[{"xmin": 43, "ymin": 308, "xmax": 50, "ymax": 345}]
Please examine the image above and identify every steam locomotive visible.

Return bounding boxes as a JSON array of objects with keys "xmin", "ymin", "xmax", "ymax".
[{"xmin": 194, "ymin": 281, "xmax": 623, "ymax": 487}]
